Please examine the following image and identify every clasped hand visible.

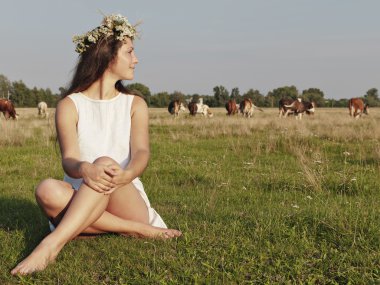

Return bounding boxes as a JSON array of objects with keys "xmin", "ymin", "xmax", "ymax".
[{"xmin": 80, "ymin": 162, "xmax": 132, "ymax": 195}]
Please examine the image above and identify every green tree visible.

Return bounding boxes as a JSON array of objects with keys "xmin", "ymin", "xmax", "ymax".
[
  {"xmin": 230, "ymin": 87, "xmax": 241, "ymax": 100},
  {"xmin": 265, "ymin": 85, "xmax": 299, "ymax": 107},
  {"xmin": 243, "ymin": 89, "xmax": 265, "ymax": 106},
  {"xmin": 170, "ymin": 91, "xmax": 186, "ymax": 102},
  {"xmin": 11, "ymin": 80, "xmax": 30, "ymax": 106},
  {"xmin": 150, "ymin": 92, "xmax": 170, "ymax": 107},
  {"xmin": 364, "ymin": 88, "xmax": 379, "ymax": 107},
  {"xmin": 59, "ymin": 87, "xmax": 68, "ymax": 98},
  {"xmin": 0, "ymin": 74, "xmax": 11, "ymax": 99},
  {"xmin": 190, "ymin": 94, "xmax": 200, "ymax": 103},
  {"xmin": 125, "ymin": 82, "xmax": 151, "ymax": 105},
  {"xmin": 301, "ymin": 88, "xmax": 325, "ymax": 107},
  {"xmin": 203, "ymin": 96, "xmax": 217, "ymax": 107},
  {"xmin": 213, "ymin": 85, "xmax": 229, "ymax": 106}
]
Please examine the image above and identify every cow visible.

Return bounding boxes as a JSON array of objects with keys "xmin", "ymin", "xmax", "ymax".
[
  {"xmin": 283, "ymin": 98, "xmax": 316, "ymax": 120},
  {"xmin": 197, "ymin": 98, "xmax": 213, "ymax": 117},
  {"xmin": 38, "ymin": 101, "xmax": 49, "ymax": 118},
  {"xmin": 239, "ymin": 98, "xmax": 263, "ymax": 118},
  {"xmin": 168, "ymin": 100, "xmax": 186, "ymax": 117},
  {"xmin": 188, "ymin": 101, "xmax": 198, "ymax": 116},
  {"xmin": 348, "ymin": 98, "xmax": 369, "ymax": 119},
  {"xmin": 278, "ymin": 98, "xmax": 296, "ymax": 118},
  {"xmin": 0, "ymin": 99, "xmax": 18, "ymax": 120},
  {"xmin": 196, "ymin": 103, "xmax": 213, "ymax": 117},
  {"xmin": 225, "ymin": 99, "xmax": 238, "ymax": 116}
]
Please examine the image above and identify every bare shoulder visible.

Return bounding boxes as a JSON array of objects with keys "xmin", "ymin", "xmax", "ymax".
[
  {"xmin": 56, "ymin": 97, "xmax": 78, "ymax": 122},
  {"xmin": 57, "ymin": 97, "xmax": 76, "ymax": 111},
  {"xmin": 131, "ymin": 95, "xmax": 148, "ymax": 114}
]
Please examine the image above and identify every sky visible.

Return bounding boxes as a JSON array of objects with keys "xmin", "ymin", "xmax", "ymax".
[{"xmin": 0, "ymin": 0, "xmax": 379, "ymax": 99}]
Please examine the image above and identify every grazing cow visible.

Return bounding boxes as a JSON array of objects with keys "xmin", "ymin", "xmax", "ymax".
[
  {"xmin": 283, "ymin": 98, "xmax": 315, "ymax": 119},
  {"xmin": 278, "ymin": 98, "xmax": 296, "ymax": 117},
  {"xmin": 348, "ymin": 98, "xmax": 369, "ymax": 119},
  {"xmin": 188, "ymin": 101, "xmax": 198, "ymax": 116},
  {"xmin": 196, "ymin": 104, "xmax": 213, "ymax": 117},
  {"xmin": 38, "ymin": 101, "xmax": 49, "ymax": 118},
  {"xmin": 239, "ymin": 98, "xmax": 263, "ymax": 118},
  {"xmin": 0, "ymin": 99, "xmax": 18, "ymax": 120},
  {"xmin": 168, "ymin": 100, "xmax": 186, "ymax": 117},
  {"xmin": 225, "ymin": 99, "xmax": 238, "ymax": 115}
]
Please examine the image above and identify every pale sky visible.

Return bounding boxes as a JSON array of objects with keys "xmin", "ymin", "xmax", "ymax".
[{"xmin": 1, "ymin": 0, "xmax": 379, "ymax": 99}]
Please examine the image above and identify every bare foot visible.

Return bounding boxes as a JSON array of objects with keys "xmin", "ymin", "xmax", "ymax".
[
  {"xmin": 11, "ymin": 241, "xmax": 60, "ymax": 275},
  {"xmin": 123, "ymin": 223, "xmax": 182, "ymax": 239}
]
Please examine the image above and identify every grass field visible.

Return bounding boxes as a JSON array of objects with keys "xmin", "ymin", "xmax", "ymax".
[{"xmin": 1, "ymin": 107, "xmax": 379, "ymax": 284}]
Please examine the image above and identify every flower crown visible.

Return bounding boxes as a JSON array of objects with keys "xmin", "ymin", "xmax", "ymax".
[{"xmin": 73, "ymin": 14, "xmax": 138, "ymax": 54}]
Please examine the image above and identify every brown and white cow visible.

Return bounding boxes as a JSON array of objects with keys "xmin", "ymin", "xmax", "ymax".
[
  {"xmin": 225, "ymin": 99, "xmax": 238, "ymax": 115},
  {"xmin": 348, "ymin": 98, "xmax": 369, "ymax": 119},
  {"xmin": 283, "ymin": 98, "xmax": 315, "ymax": 119},
  {"xmin": 239, "ymin": 98, "xmax": 263, "ymax": 118},
  {"xmin": 0, "ymin": 99, "xmax": 18, "ymax": 120},
  {"xmin": 278, "ymin": 98, "xmax": 296, "ymax": 117},
  {"xmin": 168, "ymin": 100, "xmax": 186, "ymax": 117}
]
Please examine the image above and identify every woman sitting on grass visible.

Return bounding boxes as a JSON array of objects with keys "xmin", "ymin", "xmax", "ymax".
[{"xmin": 11, "ymin": 13, "xmax": 181, "ymax": 275}]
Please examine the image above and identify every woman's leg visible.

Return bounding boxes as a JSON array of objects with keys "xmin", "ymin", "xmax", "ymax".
[{"xmin": 11, "ymin": 157, "xmax": 181, "ymax": 275}]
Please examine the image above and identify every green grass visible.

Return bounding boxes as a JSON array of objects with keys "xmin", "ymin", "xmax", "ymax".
[{"xmin": 0, "ymin": 108, "xmax": 380, "ymax": 284}]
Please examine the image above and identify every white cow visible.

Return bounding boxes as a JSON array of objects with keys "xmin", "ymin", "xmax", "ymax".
[
  {"xmin": 196, "ymin": 98, "xmax": 213, "ymax": 117},
  {"xmin": 38, "ymin": 101, "xmax": 49, "ymax": 118}
]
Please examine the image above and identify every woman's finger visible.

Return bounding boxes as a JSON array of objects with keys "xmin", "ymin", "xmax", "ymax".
[
  {"xmin": 95, "ymin": 182, "xmax": 112, "ymax": 192},
  {"xmin": 100, "ymin": 178, "xmax": 116, "ymax": 188},
  {"xmin": 87, "ymin": 182, "xmax": 106, "ymax": 193},
  {"xmin": 100, "ymin": 173, "xmax": 114, "ymax": 182},
  {"xmin": 104, "ymin": 166, "xmax": 118, "ymax": 176},
  {"xmin": 104, "ymin": 187, "xmax": 118, "ymax": 195}
]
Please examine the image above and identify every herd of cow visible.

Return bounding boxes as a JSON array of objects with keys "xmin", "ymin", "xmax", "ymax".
[
  {"xmin": 168, "ymin": 97, "xmax": 369, "ymax": 119},
  {"xmin": 0, "ymin": 97, "xmax": 370, "ymax": 121},
  {"xmin": 0, "ymin": 99, "xmax": 49, "ymax": 120}
]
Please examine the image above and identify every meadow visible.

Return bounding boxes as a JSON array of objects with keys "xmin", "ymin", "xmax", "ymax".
[{"xmin": 0, "ymin": 107, "xmax": 379, "ymax": 284}]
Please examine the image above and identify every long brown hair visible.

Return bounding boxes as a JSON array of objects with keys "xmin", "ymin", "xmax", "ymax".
[{"xmin": 62, "ymin": 37, "xmax": 133, "ymax": 98}]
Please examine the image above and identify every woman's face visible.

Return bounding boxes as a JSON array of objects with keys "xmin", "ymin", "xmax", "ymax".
[{"xmin": 108, "ymin": 37, "xmax": 138, "ymax": 81}]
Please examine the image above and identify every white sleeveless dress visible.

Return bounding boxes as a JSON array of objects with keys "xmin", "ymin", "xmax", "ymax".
[{"xmin": 50, "ymin": 92, "xmax": 167, "ymax": 231}]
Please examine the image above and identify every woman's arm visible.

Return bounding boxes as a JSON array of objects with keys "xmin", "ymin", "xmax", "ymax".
[
  {"xmin": 56, "ymin": 98, "xmax": 115, "ymax": 192},
  {"xmin": 111, "ymin": 95, "xmax": 150, "ymax": 186},
  {"xmin": 56, "ymin": 97, "xmax": 83, "ymax": 178}
]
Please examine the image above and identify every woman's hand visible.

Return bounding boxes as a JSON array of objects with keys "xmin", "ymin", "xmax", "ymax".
[
  {"xmin": 79, "ymin": 162, "xmax": 117, "ymax": 193},
  {"xmin": 103, "ymin": 164, "xmax": 135, "ymax": 195}
]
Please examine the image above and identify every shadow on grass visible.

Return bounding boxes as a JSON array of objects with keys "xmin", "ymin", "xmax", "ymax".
[{"xmin": 0, "ymin": 197, "xmax": 50, "ymax": 263}]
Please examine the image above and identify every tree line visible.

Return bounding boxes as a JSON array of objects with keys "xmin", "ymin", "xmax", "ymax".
[
  {"xmin": 127, "ymin": 83, "xmax": 379, "ymax": 109},
  {"xmin": 1, "ymin": 74, "xmax": 378, "ymax": 108}
]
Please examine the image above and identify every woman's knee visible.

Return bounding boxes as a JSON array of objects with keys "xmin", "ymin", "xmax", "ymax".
[
  {"xmin": 35, "ymin": 179, "xmax": 69, "ymax": 206},
  {"xmin": 93, "ymin": 156, "xmax": 118, "ymax": 166}
]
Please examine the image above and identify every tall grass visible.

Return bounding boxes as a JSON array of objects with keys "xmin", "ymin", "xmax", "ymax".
[{"xmin": 1, "ymin": 107, "xmax": 379, "ymax": 284}]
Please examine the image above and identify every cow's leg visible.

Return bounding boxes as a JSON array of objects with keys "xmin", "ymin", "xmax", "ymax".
[{"xmin": 350, "ymin": 107, "xmax": 354, "ymax": 117}]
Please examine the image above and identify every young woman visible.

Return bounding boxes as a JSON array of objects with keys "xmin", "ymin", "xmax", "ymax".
[{"xmin": 11, "ymin": 14, "xmax": 181, "ymax": 275}]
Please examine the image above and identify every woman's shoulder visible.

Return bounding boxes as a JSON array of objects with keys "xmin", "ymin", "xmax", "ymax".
[
  {"xmin": 56, "ymin": 96, "xmax": 78, "ymax": 119},
  {"xmin": 126, "ymin": 94, "xmax": 148, "ymax": 116},
  {"xmin": 130, "ymin": 94, "xmax": 147, "ymax": 108}
]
